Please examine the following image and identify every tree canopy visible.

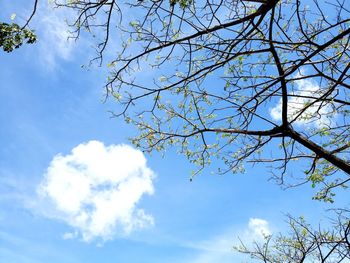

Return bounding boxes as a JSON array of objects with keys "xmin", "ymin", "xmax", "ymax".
[
  {"xmin": 4, "ymin": 0, "xmax": 350, "ymax": 261},
  {"xmin": 0, "ymin": 1, "xmax": 37, "ymax": 52},
  {"xmin": 236, "ymin": 211, "xmax": 350, "ymax": 262},
  {"xmin": 48, "ymin": 0, "xmax": 350, "ymax": 202}
]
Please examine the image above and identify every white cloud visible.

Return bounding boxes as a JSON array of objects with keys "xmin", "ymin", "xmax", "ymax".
[
  {"xmin": 38, "ymin": 140, "xmax": 155, "ymax": 242},
  {"xmin": 270, "ymin": 73, "xmax": 336, "ymax": 127},
  {"xmin": 248, "ymin": 218, "xmax": 271, "ymax": 239}
]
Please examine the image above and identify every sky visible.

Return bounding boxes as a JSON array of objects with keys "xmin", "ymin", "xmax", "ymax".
[{"xmin": 0, "ymin": 1, "xmax": 348, "ymax": 263}]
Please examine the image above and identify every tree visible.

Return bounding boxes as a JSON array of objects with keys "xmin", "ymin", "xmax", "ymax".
[
  {"xmin": 0, "ymin": 0, "xmax": 37, "ymax": 52},
  {"xmin": 49, "ymin": 0, "xmax": 350, "ymax": 201},
  {"xmin": 8, "ymin": 0, "xmax": 350, "ymax": 261},
  {"xmin": 51, "ymin": 0, "xmax": 350, "ymax": 260},
  {"xmin": 236, "ymin": 210, "xmax": 350, "ymax": 262},
  {"xmin": 0, "ymin": 23, "xmax": 37, "ymax": 52}
]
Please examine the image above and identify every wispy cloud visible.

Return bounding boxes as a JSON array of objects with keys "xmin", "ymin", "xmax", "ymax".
[
  {"xmin": 178, "ymin": 218, "xmax": 272, "ymax": 263},
  {"xmin": 270, "ymin": 72, "xmax": 336, "ymax": 127},
  {"xmin": 37, "ymin": 140, "xmax": 155, "ymax": 242},
  {"xmin": 0, "ymin": 230, "xmax": 79, "ymax": 263},
  {"xmin": 35, "ymin": 3, "xmax": 77, "ymax": 70}
]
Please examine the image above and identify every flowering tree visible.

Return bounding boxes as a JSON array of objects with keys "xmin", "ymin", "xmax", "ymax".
[
  {"xmin": 49, "ymin": 0, "xmax": 350, "ymax": 200},
  {"xmin": 6, "ymin": 0, "xmax": 350, "ymax": 260},
  {"xmin": 51, "ymin": 1, "xmax": 350, "ymax": 259}
]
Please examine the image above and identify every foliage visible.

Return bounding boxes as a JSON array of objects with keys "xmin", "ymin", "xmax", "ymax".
[
  {"xmin": 49, "ymin": 0, "xmax": 349, "ymax": 260},
  {"xmin": 1, "ymin": 0, "xmax": 38, "ymax": 52},
  {"xmin": 0, "ymin": 22, "xmax": 37, "ymax": 52},
  {"xmin": 8, "ymin": 0, "xmax": 350, "ymax": 261},
  {"xmin": 49, "ymin": 0, "xmax": 350, "ymax": 202},
  {"xmin": 236, "ymin": 211, "xmax": 350, "ymax": 262}
]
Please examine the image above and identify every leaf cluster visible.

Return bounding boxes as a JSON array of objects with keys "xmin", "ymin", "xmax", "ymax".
[
  {"xmin": 236, "ymin": 212, "xmax": 350, "ymax": 262},
  {"xmin": 0, "ymin": 23, "xmax": 37, "ymax": 52}
]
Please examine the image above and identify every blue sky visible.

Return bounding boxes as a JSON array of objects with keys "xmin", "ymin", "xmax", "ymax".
[{"xmin": 0, "ymin": 1, "xmax": 348, "ymax": 262}]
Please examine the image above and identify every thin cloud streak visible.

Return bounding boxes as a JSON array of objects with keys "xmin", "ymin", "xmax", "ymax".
[
  {"xmin": 35, "ymin": 4, "xmax": 76, "ymax": 70},
  {"xmin": 177, "ymin": 218, "xmax": 272, "ymax": 263}
]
